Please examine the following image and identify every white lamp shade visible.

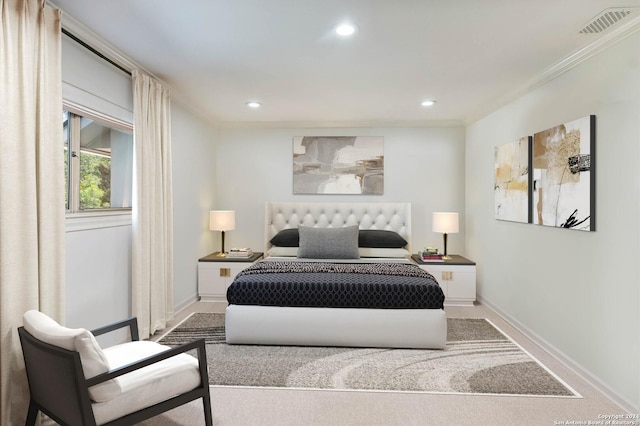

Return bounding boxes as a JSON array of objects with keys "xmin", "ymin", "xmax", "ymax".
[
  {"xmin": 432, "ymin": 212, "xmax": 459, "ymax": 234},
  {"xmin": 209, "ymin": 210, "xmax": 236, "ymax": 231}
]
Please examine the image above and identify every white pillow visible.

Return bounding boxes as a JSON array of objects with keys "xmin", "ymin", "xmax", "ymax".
[
  {"xmin": 267, "ymin": 246, "xmax": 298, "ymax": 257},
  {"xmin": 22, "ymin": 310, "xmax": 121, "ymax": 402},
  {"xmin": 358, "ymin": 248, "xmax": 410, "ymax": 258}
]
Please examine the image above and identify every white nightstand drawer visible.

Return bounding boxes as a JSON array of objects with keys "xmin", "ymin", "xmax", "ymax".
[
  {"xmin": 197, "ymin": 252, "xmax": 263, "ymax": 302},
  {"xmin": 411, "ymin": 255, "xmax": 476, "ymax": 306},
  {"xmin": 440, "ymin": 270, "xmax": 475, "ymax": 301},
  {"xmin": 198, "ymin": 263, "xmax": 245, "ymax": 298}
]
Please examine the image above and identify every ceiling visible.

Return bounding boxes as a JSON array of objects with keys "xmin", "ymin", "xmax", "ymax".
[{"xmin": 51, "ymin": 0, "xmax": 639, "ymax": 125}]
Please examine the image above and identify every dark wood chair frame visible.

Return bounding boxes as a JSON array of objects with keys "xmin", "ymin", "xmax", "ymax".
[{"xmin": 18, "ymin": 317, "xmax": 213, "ymax": 426}]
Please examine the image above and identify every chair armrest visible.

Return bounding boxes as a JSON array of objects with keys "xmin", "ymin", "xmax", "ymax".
[
  {"xmin": 85, "ymin": 338, "xmax": 207, "ymax": 387},
  {"xmin": 91, "ymin": 317, "xmax": 139, "ymax": 341}
]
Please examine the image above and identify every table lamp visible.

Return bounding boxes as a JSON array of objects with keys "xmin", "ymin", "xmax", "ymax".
[
  {"xmin": 210, "ymin": 210, "xmax": 235, "ymax": 256},
  {"xmin": 432, "ymin": 212, "xmax": 459, "ymax": 259}
]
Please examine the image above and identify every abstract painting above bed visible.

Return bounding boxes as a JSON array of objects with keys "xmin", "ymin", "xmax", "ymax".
[{"xmin": 293, "ymin": 136, "xmax": 384, "ymax": 195}]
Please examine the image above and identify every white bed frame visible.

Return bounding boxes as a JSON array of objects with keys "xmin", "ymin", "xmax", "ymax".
[{"xmin": 225, "ymin": 202, "xmax": 447, "ymax": 349}]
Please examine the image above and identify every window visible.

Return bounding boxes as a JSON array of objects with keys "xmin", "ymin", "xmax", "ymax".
[{"xmin": 64, "ymin": 109, "xmax": 133, "ymax": 213}]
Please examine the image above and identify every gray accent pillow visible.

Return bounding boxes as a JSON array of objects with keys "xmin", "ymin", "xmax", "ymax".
[{"xmin": 297, "ymin": 225, "xmax": 360, "ymax": 259}]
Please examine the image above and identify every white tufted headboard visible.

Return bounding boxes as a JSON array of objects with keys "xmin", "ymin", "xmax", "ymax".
[{"xmin": 264, "ymin": 202, "xmax": 411, "ymax": 254}]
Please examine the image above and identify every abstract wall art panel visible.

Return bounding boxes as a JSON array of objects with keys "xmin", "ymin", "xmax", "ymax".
[
  {"xmin": 494, "ymin": 136, "xmax": 532, "ymax": 223},
  {"xmin": 532, "ymin": 115, "xmax": 596, "ymax": 231},
  {"xmin": 293, "ymin": 136, "xmax": 384, "ymax": 195}
]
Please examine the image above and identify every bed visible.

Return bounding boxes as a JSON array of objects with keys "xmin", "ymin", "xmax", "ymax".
[{"xmin": 224, "ymin": 202, "xmax": 447, "ymax": 349}]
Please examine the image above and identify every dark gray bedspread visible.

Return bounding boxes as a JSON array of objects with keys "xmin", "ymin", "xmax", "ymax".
[{"xmin": 226, "ymin": 261, "xmax": 444, "ymax": 309}]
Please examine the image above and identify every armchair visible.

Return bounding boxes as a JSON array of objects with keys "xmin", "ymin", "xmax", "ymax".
[{"xmin": 18, "ymin": 310, "xmax": 212, "ymax": 425}]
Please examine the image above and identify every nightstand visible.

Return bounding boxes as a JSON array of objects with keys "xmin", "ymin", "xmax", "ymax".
[
  {"xmin": 197, "ymin": 252, "xmax": 263, "ymax": 302},
  {"xmin": 411, "ymin": 254, "xmax": 476, "ymax": 306}
]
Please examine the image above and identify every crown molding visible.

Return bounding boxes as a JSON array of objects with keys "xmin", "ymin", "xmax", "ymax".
[
  {"xmin": 216, "ymin": 119, "xmax": 464, "ymax": 129},
  {"xmin": 465, "ymin": 13, "xmax": 640, "ymax": 125}
]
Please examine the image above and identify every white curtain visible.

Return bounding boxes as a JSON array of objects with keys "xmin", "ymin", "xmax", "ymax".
[
  {"xmin": 131, "ymin": 70, "xmax": 174, "ymax": 339},
  {"xmin": 0, "ymin": 0, "xmax": 64, "ymax": 424}
]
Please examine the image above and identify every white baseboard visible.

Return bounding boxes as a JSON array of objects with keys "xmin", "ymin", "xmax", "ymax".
[
  {"xmin": 478, "ymin": 295, "xmax": 638, "ymax": 414},
  {"xmin": 174, "ymin": 294, "xmax": 199, "ymax": 315}
]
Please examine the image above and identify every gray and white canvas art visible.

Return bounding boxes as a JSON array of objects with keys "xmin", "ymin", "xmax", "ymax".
[
  {"xmin": 293, "ymin": 136, "xmax": 384, "ymax": 194},
  {"xmin": 532, "ymin": 115, "xmax": 595, "ymax": 231}
]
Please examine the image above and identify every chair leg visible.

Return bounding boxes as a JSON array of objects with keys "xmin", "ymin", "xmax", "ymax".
[
  {"xmin": 25, "ymin": 400, "xmax": 39, "ymax": 426},
  {"xmin": 202, "ymin": 394, "xmax": 213, "ymax": 426}
]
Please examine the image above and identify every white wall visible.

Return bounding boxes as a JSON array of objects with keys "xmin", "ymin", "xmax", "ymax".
[
  {"xmin": 65, "ymin": 222, "xmax": 131, "ymax": 330},
  {"xmin": 171, "ymin": 104, "xmax": 218, "ymax": 309},
  {"xmin": 215, "ymin": 126, "xmax": 465, "ymax": 254},
  {"xmin": 465, "ymin": 32, "xmax": 640, "ymax": 410}
]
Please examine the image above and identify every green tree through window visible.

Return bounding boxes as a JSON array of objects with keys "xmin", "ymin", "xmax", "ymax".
[{"xmin": 80, "ymin": 152, "xmax": 111, "ymax": 208}]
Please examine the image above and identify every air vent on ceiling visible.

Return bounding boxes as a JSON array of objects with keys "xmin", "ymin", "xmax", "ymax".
[{"xmin": 579, "ymin": 7, "xmax": 638, "ymax": 34}]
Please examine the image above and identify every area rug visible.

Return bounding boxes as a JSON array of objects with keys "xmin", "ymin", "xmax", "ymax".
[{"xmin": 158, "ymin": 313, "xmax": 580, "ymax": 398}]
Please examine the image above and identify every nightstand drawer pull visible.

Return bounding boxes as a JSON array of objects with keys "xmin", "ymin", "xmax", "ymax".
[
  {"xmin": 220, "ymin": 268, "xmax": 231, "ymax": 277},
  {"xmin": 442, "ymin": 271, "xmax": 453, "ymax": 281}
]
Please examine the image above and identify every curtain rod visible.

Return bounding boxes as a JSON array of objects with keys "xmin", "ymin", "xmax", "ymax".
[{"xmin": 61, "ymin": 28, "xmax": 132, "ymax": 76}]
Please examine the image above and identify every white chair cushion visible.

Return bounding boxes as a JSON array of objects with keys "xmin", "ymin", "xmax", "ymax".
[
  {"xmin": 22, "ymin": 310, "xmax": 121, "ymax": 402},
  {"xmin": 23, "ymin": 310, "xmax": 82, "ymax": 351},
  {"xmin": 92, "ymin": 341, "xmax": 201, "ymax": 425}
]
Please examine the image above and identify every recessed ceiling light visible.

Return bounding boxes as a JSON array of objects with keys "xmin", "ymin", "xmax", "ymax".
[
  {"xmin": 336, "ymin": 23, "xmax": 357, "ymax": 36},
  {"xmin": 246, "ymin": 101, "xmax": 261, "ymax": 109},
  {"xmin": 421, "ymin": 100, "xmax": 437, "ymax": 107}
]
